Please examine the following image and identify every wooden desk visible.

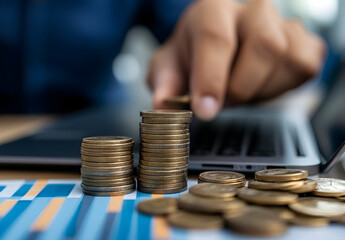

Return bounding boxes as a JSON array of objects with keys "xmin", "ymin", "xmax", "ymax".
[{"xmin": 0, "ymin": 115, "xmax": 343, "ymax": 180}]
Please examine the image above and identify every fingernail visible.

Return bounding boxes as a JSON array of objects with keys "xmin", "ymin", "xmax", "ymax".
[{"xmin": 193, "ymin": 96, "xmax": 219, "ymax": 121}]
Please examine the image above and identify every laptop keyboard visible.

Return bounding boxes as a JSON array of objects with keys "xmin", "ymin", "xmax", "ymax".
[{"xmin": 191, "ymin": 118, "xmax": 279, "ymax": 157}]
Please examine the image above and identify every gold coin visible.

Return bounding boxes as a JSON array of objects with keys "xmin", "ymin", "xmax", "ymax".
[
  {"xmin": 141, "ymin": 138, "xmax": 189, "ymax": 144},
  {"xmin": 198, "ymin": 171, "xmax": 245, "ymax": 184},
  {"xmin": 137, "ymin": 198, "xmax": 178, "ymax": 215},
  {"xmin": 138, "ymin": 168, "xmax": 187, "ymax": 176},
  {"xmin": 140, "ymin": 110, "xmax": 193, "ymax": 118},
  {"xmin": 168, "ymin": 211, "xmax": 223, "ymax": 230},
  {"xmin": 290, "ymin": 179, "xmax": 317, "ymax": 193},
  {"xmin": 140, "ymin": 151, "xmax": 188, "ymax": 158},
  {"xmin": 164, "ymin": 95, "xmax": 191, "ymax": 105},
  {"xmin": 140, "ymin": 142, "xmax": 189, "ymax": 149},
  {"xmin": 140, "ymin": 123, "xmax": 189, "ymax": 130},
  {"xmin": 238, "ymin": 188, "xmax": 298, "ymax": 205},
  {"xmin": 139, "ymin": 160, "xmax": 188, "ymax": 167},
  {"xmin": 81, "ymin": 141, "xmax": 134, "ymax": 149},
  {"xmin": 288, "ymin": 197, "xmax": 345, "ymax": 218},
  {"xmin": 138, "ymin": 181, "xmax": 187, "ymax": 189},
  {"xmin": 312, "ymin": 178, "xmax": 345, "ymax": 197},
  {"xmin": 140, "ymin": 147, "xmax": 189, "ymax": 154},
  {"xmin": 288, "ymin": 215, "xmax": 329, "ymax": 227},
  {"xmin": 81, "ymin": 146, "xmax": 133, "ymax": 153},
  {"xmin": 81, "ymin": 154, "xmax": 133, "ymax": 162},
  {"xmin": 82, "ymin": 160, "xmax": 133, "ymax": 167},
  {"xmin": 81, "ymin": 164, "xmax": 132, "ymax": 172},
  {"xmin": 248, "ymin": 179, "xmax": 305, "ymax": 191},
  {"xmin": 178, "ymin": 193, "xmax": 245, "ymax": 214},
  {"xmin": 140, "ymin": 155, "xmax": 188, "ymax": 162},
  {"xmin": 81, "ymin": 150, "xmax": 132, "ymax": 157},
  {"xmin": 83, "ymin": 188, "xmax": 135, "ymax": 196},
  {"xmin": 189, "ymin": 183, "xmax": 237, "ymax": 198},
  {"xmin": 82, "ymin": 179, "xmax": 134, "ymax": 187},
  {"xmin": 81, "ymin": 168, "xmax": 133, "ymax": 177},
  {"xmin": 142, "ymin": 117, "xmax": 192, "ymax": 124},
  {"xmin": 138, "ymin": 185, "xmax": 187, "ymax": 194},
  {"xmin": 81, "ymin": 182, "xmax": 135, "ymax": 192},
  {"xmin": 138, "ymin": 173, "xmax": 187, "ymax": 181},
  {"xmin": 255, "ymin": 169, "xmax": 308, "ymax": 182},
  {"xmin": 138, "ymin": 164, "xmax": 187, "ymax": 171},
  {"xmin": 140, "ymin": 128, "xmax": 189, "ymax": 135},
  {"xmin": 138, "ymin": 176, "xmax": 186, "ymax": 184},
  {"xmin": 232, "ymin": 205, "xmax": 295, "ymax": 220},
  {"xmin": 140, "ymin": 133, "xmax": 189, "ymax": 140},
  {"xmin": 82, "ymin": 136, "xmax": 132, "ymax": 144},
  {"xmin": 225, "ymin": 208, "xmax": 287, "ymax": 237},
  {"xmin": 198, "ymin": 179, "xmax": 246, "ymax": 188},
  {"xmin": 81, "ymin": 175, "xmax": 133, "ymax": 181}
]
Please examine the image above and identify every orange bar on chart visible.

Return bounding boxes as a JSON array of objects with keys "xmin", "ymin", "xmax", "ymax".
[
  {"xmin": 23, "ymin": 180, "xmax": 48, "ymax": 198},
  {"xmin": 0, "ymin": 200, "xmax": 18, "ymax": 217},
  {"xmin": 31, "ymin": 198, "xmax": 65, "ymax": 231},
  {"xmin": 150, "ymin": 194, "xmax": 170, "ymax": 240},
  {"xmin": 107, "ymin": 196, "xmax": 124, "ymax": 213}
]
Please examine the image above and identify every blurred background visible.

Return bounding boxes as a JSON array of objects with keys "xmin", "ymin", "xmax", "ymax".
[
  {"xmin": 115, "ymin": 0, "xmax": 344, "ymax": 115},
  {"xmin": 0, "ymin": 0, "xmax": 344, "ymax": 114}
]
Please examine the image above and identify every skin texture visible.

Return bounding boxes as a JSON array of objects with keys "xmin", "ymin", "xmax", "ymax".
[{"xmin": 147, "ymin": 0, "xmax": 326, "ymax": 121}]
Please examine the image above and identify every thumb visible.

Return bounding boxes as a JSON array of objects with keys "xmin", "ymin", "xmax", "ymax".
[{"xmin": 148, "ymin": 48, "xmax": 187, "ymax": 109}]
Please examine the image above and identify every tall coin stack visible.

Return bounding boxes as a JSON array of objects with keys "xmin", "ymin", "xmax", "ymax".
[
  {"xmin": 138, "ymin": 110, "xmax": 193, "ymax": 194},
  {"xmin": 80, "ymin": 136, "xmax": 135, "ymax": 196}
]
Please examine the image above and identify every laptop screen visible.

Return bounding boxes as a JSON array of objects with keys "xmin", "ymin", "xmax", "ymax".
[{"xmin": 311, "ymin": 64, "xmax": 345, "ymax": 161}]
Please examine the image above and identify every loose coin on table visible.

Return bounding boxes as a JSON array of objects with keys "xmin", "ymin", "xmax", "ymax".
[
  {"xmin": 198, "ymin": 171, "xmax": 245, "ymax": 184},
  {"xmin": 168, "ymin": 211, "xmax": 224, "ymax": 230},
  {"xmin": 312, "ymin": 178, "xmax": 345, "ymax": 197},
  {"xmin": 137, "ymin": 198, "xmax": 178, "ymax": 215},
  {"xmin": 178, "ymin": 193, "xmax": 245, "ymax": 213},
  {"xmin": 255, "ymin": 169, "xmax": 308, "ymax": 182},
  {"xmin": 238, "ymin": 188, "xmax": 298, "ymax": 205},
  {"xmin": 189, "ymin": 183, "xmax": 238, "ymax": 199},
  {"xmin": 290, "ymin": 179, "xmax": 317, "ymax": 193},
  {"xmin": 288, "ymin": 215, "xmax": 330, "ymax": 227},
  {"xmin": 225, "ymin": 207, "xmax": 288, "ymax": 237},
  {"xmin": 288, "ymin": 197, "xmax": 345, "ymax": 218},
  {"xmin": 248, "ymin": 179, "xmax": 305, "ymax": 191}
]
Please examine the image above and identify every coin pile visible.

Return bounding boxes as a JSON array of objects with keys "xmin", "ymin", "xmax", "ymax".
[
  {"xmin": 248, "ymin": 169, "xmax": 316, "ymax": 194},
  {"xmin": 80, "ymin": 136, "xmax": 135, "ymax": 196},
  {"xmin": 137, "ymin": 170, "xmax": 345, "ymax": 237},
  {"xmin": 138, "ymin": 110, "xmax": 192, "ymax": 194},
  {"xmin": 198, "ymin": 171, "xmax": 246, "ymax": 187}
]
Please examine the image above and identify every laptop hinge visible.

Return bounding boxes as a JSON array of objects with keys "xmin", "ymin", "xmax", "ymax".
[{"xmin": 320, "ymin": 141, "xmax": 345, "ymax": 173}]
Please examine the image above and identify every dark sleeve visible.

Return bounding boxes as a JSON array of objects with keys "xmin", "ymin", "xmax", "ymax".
[{"xmin": 137, "ymin": 0, "xmax": 195, "ymax": 43}]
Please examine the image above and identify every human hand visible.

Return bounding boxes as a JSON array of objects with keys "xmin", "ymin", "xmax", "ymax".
[{"xmin": 147, "ymin": 0, "xmax": 325, "ymax": 121}]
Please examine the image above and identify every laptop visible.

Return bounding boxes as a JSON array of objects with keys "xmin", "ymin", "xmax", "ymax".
[{"xmin": 0, "ymin": 62, "xmax": 344, "ymax": 175}]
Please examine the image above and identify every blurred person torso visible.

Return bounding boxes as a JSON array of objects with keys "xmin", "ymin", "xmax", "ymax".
[{"xmin": 0, "ymin": 0, "xmax": 191, "ymax": 113}]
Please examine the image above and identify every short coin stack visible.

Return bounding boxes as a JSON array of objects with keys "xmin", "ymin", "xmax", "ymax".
[
  {"xmin": 248, "ymin": 169, "xmax": 316, "ymax": 193},
  {"xmin": 138, "ymin": 110, "xmax": 192, "ymax": 194},
  {"xmin": 80, "ymin": 136, "xmax": 135, "ymax": 196}
]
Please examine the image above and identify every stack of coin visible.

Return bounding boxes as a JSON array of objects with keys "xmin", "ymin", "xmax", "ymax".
[
  {"xmin": 248, "ymin": 169, "xmax": 317, "ymax": 193},
  {"xmin": 138, "ymin": 110, "xmax": 192, "ymax": 194},
  {"xmin": 80, "ymin": 136, "xmax": 135, "ymax": 196},
  {"xmin": 198, "ymin": 171, "xmax": 246, "ymax": 187}
]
